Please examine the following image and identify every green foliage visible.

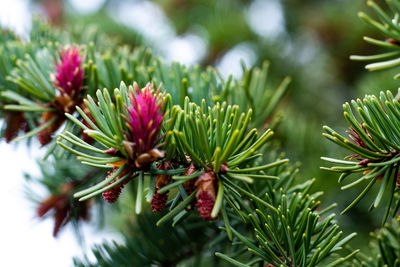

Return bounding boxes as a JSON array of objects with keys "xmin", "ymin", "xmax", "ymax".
[
  {"xmin": 173, "ymin": 97, "xmax": 275, "ymax": 171},
  {"xmin": 28, "ymin": 17, "xmax": 126, "ymax": 51},
  {"xmin": 0, "ymin": 16, "xmax": 289, "ymax": 145},
  {"xmin": 222, "ymin": 61, "xmax": 291, "ymax": 129},
  {"xmin": 58, "ymin": 83, "xmax": 147, "ymax": 168},
  {"xmin": 7, "ymin": 46, "xmax": 58, "ymax": 103},
  {"xmin": 58, "ymin": 81, "xmax": 288, "ymax": 225},
  {"xmin": 351, "ymin": 217, "xmax": 400, "ymax": 266},
  {"xmin": 216, "ymin": 165, "xmax": 358, "ymax": 267},
  {"xmin": 4, "ymin": 2, "xmax": 398, "ymax": 266},
  {"xmin": 351, "ymin": 0, "xmax": 400, "ymax": 77},
  {"xmin": 73, "ymin": 211, "xmax": 222, "ymax": 266},
  {"xmin": 322, "ymin": 90, "xmax": 400, "ymax": 223},
  {"xmin": 159, "ymin": 97, "xmax": 287, "ymax": 223},
  {"xmin": 84, "ymin": 45, "xmax": 154, "ymax": 95}
]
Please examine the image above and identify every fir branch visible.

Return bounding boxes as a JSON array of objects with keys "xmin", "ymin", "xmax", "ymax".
[
  {"xmin": 351, "ymin": 0, "xmax": 400, "ymax": 78},
  {"xmin": 350, "ymin": 216, "xmax": 400, "ymax": 266},
  {"xmin": 322, "ymin": 90, "xmax": 400, "ymax": 223},
  {"xmin": 216, "ymin": 171, "xmax": 358, "ymax": 267},
  {"xmin": 73, "ymin": 212, "xmax": 222, "ymax": 267}
]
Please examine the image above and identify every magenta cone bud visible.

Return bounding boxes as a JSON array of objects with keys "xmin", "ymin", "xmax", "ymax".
[
  {"xmin": 53, "ymin": 46, "xmax": 83, "ymax": 96},
  {"xmin": 126, "ymin": 83, "xmax": 163, "ymax": 155}
]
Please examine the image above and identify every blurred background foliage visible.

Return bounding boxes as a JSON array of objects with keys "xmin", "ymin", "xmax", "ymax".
[{"xmin": 4, "ymin": 0, "xmax": 400, "ymax": 260}]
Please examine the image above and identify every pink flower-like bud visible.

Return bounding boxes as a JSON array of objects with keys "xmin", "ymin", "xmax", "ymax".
[
  {"xmin": 53, "ymin": 46, "xmax": 83, "ymax": 97},
  {"xmin": 126, "ymin": 83, "xmax": 163, "ymax": 156}
]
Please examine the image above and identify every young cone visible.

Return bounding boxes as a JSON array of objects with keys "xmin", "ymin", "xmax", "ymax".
[
  {"xmin": 151, "ymin": 161, "xmax": 172, "ymax": 212},
  {"xmin": 195, "ymin": 169, "xmax": 217, "ymax": 220},
  {"xmin": 53, "ymin": 46, "xmax": 84, "ymax": 98},
  {"xmin": 102, "ymin": 167, "xmax": 132, "ymax": 203},
  {"xmin": 37, "ymin": 182, "xmax": 90, "ymax": 237},
  {"xmin": 4, "ymin": 111, "xmax": 28, "ymax": 143},
  {"xmin": 124, "ymin": 83, "xmax": 165, "ymax": 169},
  {"xmin": 38, "ymin": 46, "xmax": 84, "ymax": 145}
]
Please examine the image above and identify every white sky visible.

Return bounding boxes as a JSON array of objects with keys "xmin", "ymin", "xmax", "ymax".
[
  {"xmin": 0, "ymin": 141, "xmax": 120, "ymax": 266},
  {"xmin": 0, "ymin": 0, "xmax": 31, "ymax": 38}
]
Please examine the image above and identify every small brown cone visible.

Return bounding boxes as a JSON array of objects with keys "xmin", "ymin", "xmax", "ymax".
[
  {"xmin": 151, "ymin": 161, "xmax": 172, "ymax": 212},
  {"xmin": 4, "ymin": 111, "xmax": 27, "ymax": 143},
  {"xmin": 102, "ymin": 167, "xmax": 132, "ymax": 203},
  {"xmin": 195, "ymin": 169, "xmax": 217, "ymax": 220},
  {"xmin": 37, "ymin": 111, "xmax": 64, "ymax": 146}
]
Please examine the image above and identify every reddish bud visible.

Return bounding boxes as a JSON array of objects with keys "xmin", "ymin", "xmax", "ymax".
[
  {"xmin": 151, "ymin": 191, "xmax": 169, "ymax": 212},
  {"xmin": 52, "ymin": 200, "xmax": 69, "ymax": 237},
  {"xmin": 102, "ymin": 168, "xmax": 122, "ymax": 203},
  {"xmin": 151, "ymin": 161, "xmax": 172, "ymax": 212},
  {"xmin": 102, "ymin": 184, "xmax": 123, "ymax": 203},
  {"xmin": 104, "ymin": 148, "xmax": 121, "ymax": 156},
  {"xmin": 387, "ymin": 38, "xmax": 400, "ymax": 46},
  {"xmin": 37, "ymin": 196, "xmax": 63, "ymax": 217},
  {"xmin": 41, "ymin": 0, "xmax": 64, "ymax": 26},
  {"xmin": 102, "ymin": 167, "xmax": 132, "ymax": 203},
  {"xmin": 4, "ymin": 111, "xmax": 27, "ymax": 143},
  {"xmin": 195, "ymin": 170, "xmax": 217, "ymax": 220},
  {"xmin": 37, "ymin": 182, "xmax": 90, "ymax": 237},
  {"xmin": 220, "ymin": 162, "xmax": 229, "ymax": 173},
  {"xmin": 53, "ymin": 46, "xmax": 84, "ymax": 97},
  {"xmin": 126, "ymin": 83, "xmax": 163, "ymax": 156},
  {"xmin": 196, "ymin": 191, "xmax": 215, "ymax": 220}
]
